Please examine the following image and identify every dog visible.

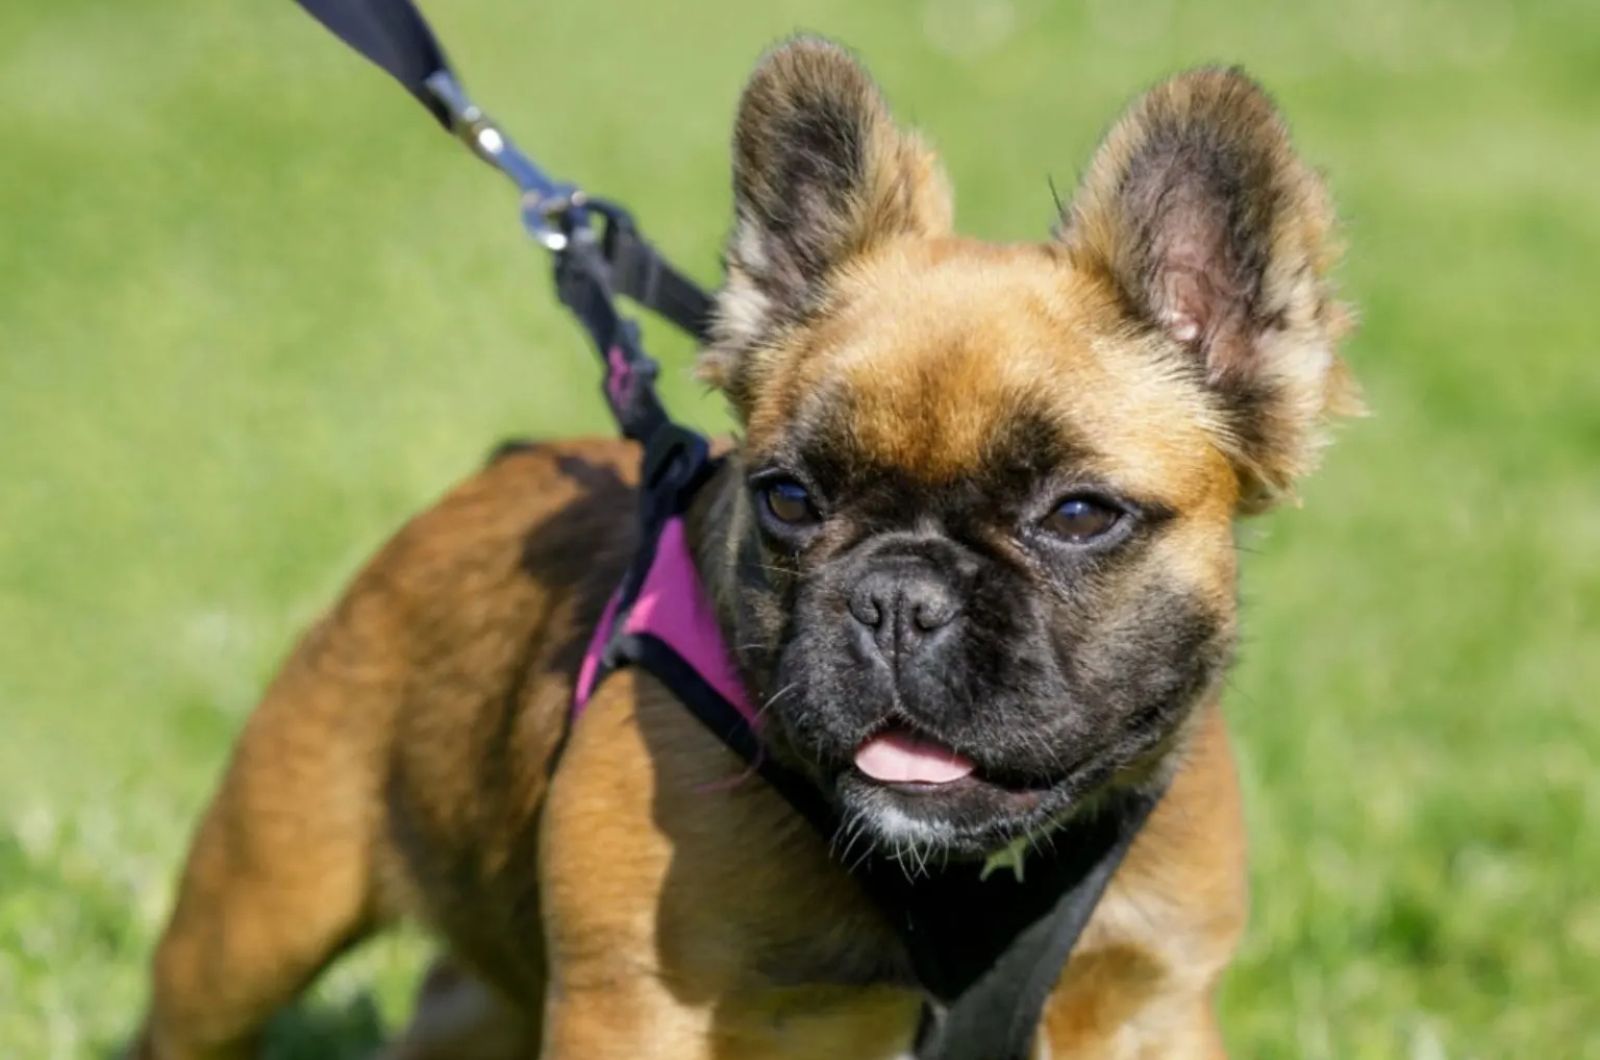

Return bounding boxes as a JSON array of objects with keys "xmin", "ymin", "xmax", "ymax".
[{"xmin": 132, "ymin": 36, "xmax": 1357, "ymax": 1060}]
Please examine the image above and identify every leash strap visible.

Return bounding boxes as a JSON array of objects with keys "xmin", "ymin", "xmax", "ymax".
[{"xmin": 292, "ymin": 0, "xmax": 453, "ymax": 129}]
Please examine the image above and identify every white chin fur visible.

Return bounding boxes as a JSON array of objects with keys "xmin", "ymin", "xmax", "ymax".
[{"xmin": 869, "ymin": 801, "xmax": 958, "ymax": 848}]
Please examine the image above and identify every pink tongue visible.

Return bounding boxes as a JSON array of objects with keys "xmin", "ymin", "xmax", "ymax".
[{"xmin": 854, "ymin": 728, "xmax": 976, "ymax": 785}]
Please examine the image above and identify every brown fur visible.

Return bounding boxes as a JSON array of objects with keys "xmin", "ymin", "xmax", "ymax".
[{"xmin": 134, "ymin": 37, "xmax": 1353, "ymax": 1060}]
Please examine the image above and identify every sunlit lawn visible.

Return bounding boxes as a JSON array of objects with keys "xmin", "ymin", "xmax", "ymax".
[{"xmin": 2, "ymin": 0, "xmax": 1597, "ymax": 1056}]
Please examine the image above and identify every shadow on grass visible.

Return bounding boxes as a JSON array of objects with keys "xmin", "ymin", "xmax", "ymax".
[
  {"xmin": 262, "ymin": 996, "xmax": 388, "ymax": 1060},
  {"xmin": 103, "ymin": 996, "xmax": 390, "ymax": 1060}
]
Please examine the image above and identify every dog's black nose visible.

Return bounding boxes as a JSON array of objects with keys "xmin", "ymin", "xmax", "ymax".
[{"xmin": 849, "ymin": 565, "xmax": 960, "ymax": 664}]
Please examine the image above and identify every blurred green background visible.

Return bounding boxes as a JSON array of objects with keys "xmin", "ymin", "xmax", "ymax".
[{"xmin": 3, "ymin": 0, "xmax": 1596, "ymax": 1056}]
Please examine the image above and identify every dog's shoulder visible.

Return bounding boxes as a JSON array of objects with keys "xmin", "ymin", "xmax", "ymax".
[
  {"xmin": 1042, "ymin": 703, "xmax": 1245, "ymax": 1055},
  {"xmin": 342, "ymin": 436, "xmax": 641, "ymax": 616}
]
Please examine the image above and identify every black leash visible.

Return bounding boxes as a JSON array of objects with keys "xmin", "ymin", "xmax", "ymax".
[
  {"xmin": 292, "ymin": 0, "xmax": 714, "ymax": 452},
  {"xmin": 289, "ymin": 4, "xmax": 1163, "ymax": 1055}
]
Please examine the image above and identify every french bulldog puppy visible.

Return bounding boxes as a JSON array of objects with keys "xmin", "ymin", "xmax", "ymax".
[{"xmin": 133, "ymin": 36, "xmax": 1356, "ymax": 1060}]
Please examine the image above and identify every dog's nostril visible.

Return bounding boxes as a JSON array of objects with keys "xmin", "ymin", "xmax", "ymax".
[
  {"xmin": 912, "ymin": 598, "xmax": 957, "ymax": 632},
  {"xmin": 849, "ymin": 591, "xmax": 886, "ymax": 629}
]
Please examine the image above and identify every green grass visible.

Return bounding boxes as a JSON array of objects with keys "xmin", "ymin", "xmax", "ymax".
[{"xmin": 3, "ymin": 0, "xmax": 1597, "ymax": 1056}]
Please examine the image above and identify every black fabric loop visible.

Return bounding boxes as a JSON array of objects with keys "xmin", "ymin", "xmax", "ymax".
[{"xmin": 598, "ymin": 213, "xmax": 717, "ymax": 343}]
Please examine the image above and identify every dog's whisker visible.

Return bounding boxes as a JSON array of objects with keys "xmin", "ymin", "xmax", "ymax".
[
  {"xmin": 751, "ymin": 563, "xmax": 797, "ymax": 578},
  {"xmin": 746, "ymin": 684, "xmax": 796, "ymax": 728}
]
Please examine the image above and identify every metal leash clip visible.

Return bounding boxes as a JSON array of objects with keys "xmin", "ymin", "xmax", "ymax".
[{"xmin": 422, "ymin": 69, "xmax": 581, "ymax": 250}]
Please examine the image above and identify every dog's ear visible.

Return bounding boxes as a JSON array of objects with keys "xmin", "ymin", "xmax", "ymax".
[
  {"xmin": 1063, "ymin": 67, "xmax": 1360, "ymax": 511},
  {"xmin": 700, "ymin": 37, "xmax": 953, "ymax": 412}
]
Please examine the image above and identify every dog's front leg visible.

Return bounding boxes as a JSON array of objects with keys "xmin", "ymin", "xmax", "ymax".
[
  {"xmin": 540, "ymin": 679, "xmax": 921, "ymax": 1059},
  {"xmin": 538, "ymin": 678, "xmax": 747, "ymax": 1060},
  {"xmin": 540, "ymin": 980, "xmax": 716, "ymax": 1060}
]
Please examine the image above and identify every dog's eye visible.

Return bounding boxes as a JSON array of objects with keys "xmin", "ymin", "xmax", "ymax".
[
  {"xmin": 1042, "ymin": 496, "xmax": 1123, "ymax": 543},
  {"xmin": 762, "ymin": 480, "xmax": 817, "ymax": 526}
]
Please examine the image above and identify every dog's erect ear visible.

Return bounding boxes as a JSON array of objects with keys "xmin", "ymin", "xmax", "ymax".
[
  {"xmin": 1063, "ymin": 67, "xmax": 1360, "ymax": 511},
  {"xmin": 701, "ymin": 37, "xmax": 953, "ymax": 411}
]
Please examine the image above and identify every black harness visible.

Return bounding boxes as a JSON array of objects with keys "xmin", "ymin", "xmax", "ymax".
[{"xmin": 290, "ymin": 4, "xmax": 1163, "ymax": 1055}]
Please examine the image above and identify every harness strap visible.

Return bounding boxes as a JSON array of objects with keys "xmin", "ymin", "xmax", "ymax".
[
  {"xmin": 554, "ymin": 205, "xmax": 715, "ymax": 444},
  {"xmin": 551, "ymin": 233, "xmax": 670, "ymax": 445},
  {"xmin": 906, "ymin": 790, "xmax": 1160, "ymax": 1060}
]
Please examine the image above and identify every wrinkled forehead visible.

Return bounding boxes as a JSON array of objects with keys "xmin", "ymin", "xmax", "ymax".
[{"xmin": 743, "ymin": 241, "xmax": 1235, "ymax": 508}]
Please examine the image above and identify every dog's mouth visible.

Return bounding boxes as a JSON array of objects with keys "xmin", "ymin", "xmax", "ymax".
[
  {"xmin": 831, "ymin": 723, "xmax": 1090, "ymax": 856},
  {"xmin": 852, "ymin": 726, "xmax": 976, "ymax": 785},
  {"xmin": 847, "ymin": 724, "xmax": 1058, "ymax": 805}
]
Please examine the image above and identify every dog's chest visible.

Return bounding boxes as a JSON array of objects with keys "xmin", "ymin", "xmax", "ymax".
[{"xmin": 751, "ymin": 914, "xmax": 918, "ymax": 990}]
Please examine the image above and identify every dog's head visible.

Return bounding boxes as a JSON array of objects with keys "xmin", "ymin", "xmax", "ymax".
[{"xmin": 699, "ymin": 39, "xmax": 1358, "ymax": 860}]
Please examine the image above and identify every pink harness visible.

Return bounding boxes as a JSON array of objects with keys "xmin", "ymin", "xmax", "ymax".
[
  {"xmin": 563, "ymin": 458, "xmax": 831, "ymax": 829},
  {"xmin": 573, "ymin": 517, "xmax": 754, "ymax": 722}
]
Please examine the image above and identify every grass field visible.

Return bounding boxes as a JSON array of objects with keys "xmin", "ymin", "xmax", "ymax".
[{"xmin": 3, "ymin": 0, "xmax": 1597, "ymax": 1056}]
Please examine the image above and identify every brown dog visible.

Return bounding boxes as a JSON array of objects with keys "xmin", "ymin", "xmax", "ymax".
[{"xmin": 133, "ymin": 37, "xmax": 1357, "ymax": 1060}]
